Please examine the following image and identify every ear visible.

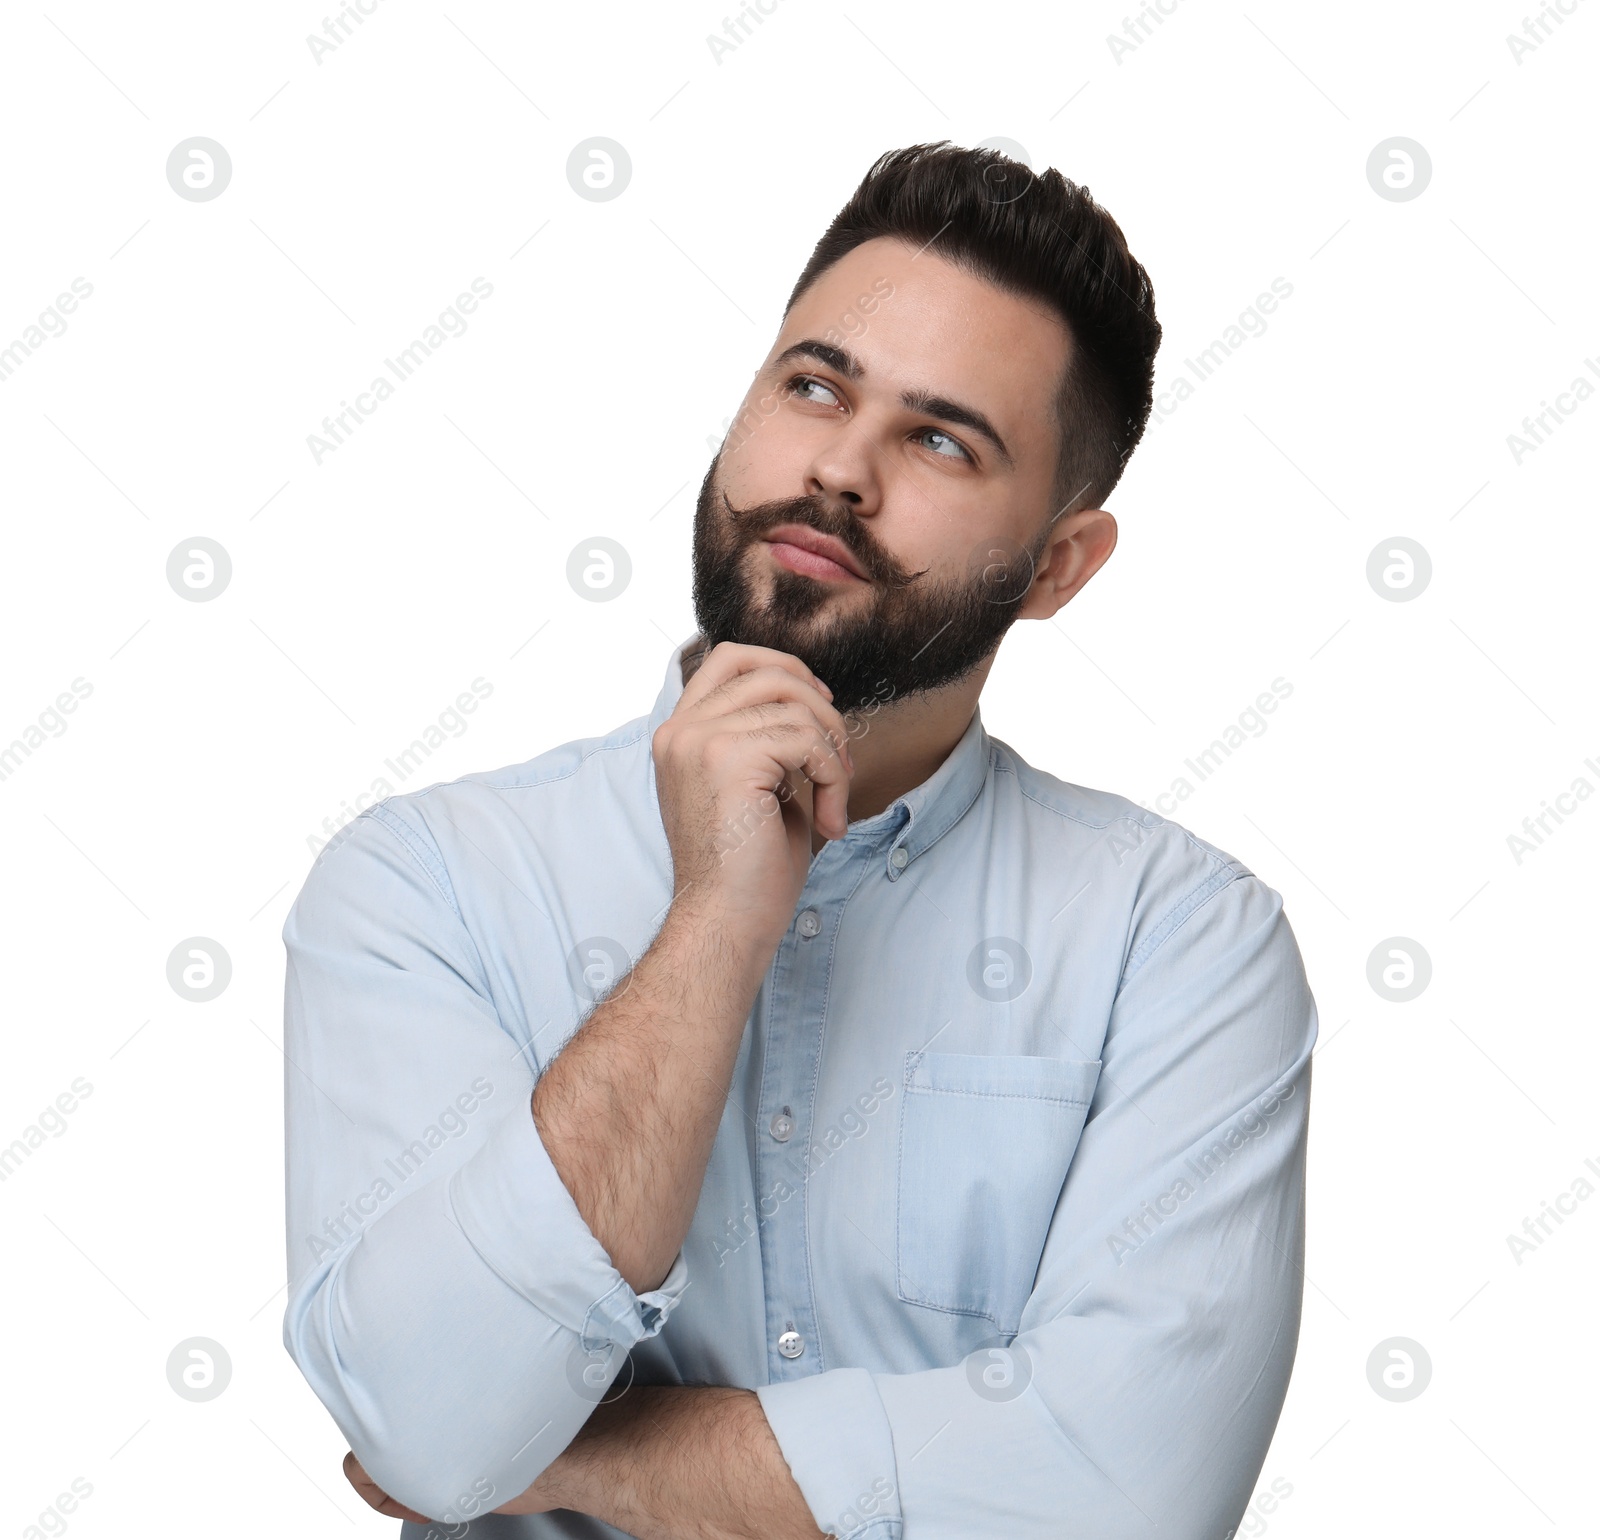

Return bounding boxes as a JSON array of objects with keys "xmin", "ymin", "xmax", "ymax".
[{"xmin": 1013, "ymin": 507, "xmax": 1117, "ymax": 622}]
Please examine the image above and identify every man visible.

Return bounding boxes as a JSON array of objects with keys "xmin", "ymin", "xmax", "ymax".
[{"xmin": 283, "ymin": 141, "xmax": 1318, "ymax": 1538}]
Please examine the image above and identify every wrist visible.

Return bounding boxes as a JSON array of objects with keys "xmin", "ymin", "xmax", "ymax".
[
  {"xmin": 539, "ymin": 1388, "xmax": 658, "ymax": 1520},
  {"xmin": 663, "ymin": 896, "xmax": 783, "ymax": 979}
]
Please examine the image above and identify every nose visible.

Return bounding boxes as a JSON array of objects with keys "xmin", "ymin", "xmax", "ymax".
[{"xmin": 802, "ymin": 425, "xmax": 881, "ymax": 516}]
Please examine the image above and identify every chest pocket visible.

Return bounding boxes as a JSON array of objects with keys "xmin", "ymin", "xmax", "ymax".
[{"xmin": 896, "ymin": 1050, "xmax": 1100, "ymax": 1336}]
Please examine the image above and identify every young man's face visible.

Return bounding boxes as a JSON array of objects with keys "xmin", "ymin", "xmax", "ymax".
[{"xmin": 691, "ymin": 234, "xmax": 1075, "ymax": 713}]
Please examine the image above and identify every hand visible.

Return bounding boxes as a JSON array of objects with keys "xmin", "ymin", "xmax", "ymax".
[
  {"xmin": 653, "ymin": 641, "xmax": 854, "ymax": 938},
  {"xmin": 342, "ymin": 1451, "xmax": 432, "ymax": 1522}
]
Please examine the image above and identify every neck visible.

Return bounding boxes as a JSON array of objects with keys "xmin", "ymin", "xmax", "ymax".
[
  {"xmin": 811, "ymin": 666, "xmax": 988, "ymax": 856},
  {"xmin": 678, "ymin": 635, "xmax": 990, "ymax": 858}
]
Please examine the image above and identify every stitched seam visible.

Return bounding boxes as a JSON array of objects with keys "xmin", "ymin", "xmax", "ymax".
[
  {"xmin": 1015, "ymin": 779, "xmax": 1159, "ymax": 835},
  {"xmin": 580, "ymin": 1276, "xmax": 635, "ymax": 1352},
  {"xmin": 405, "ymin": 718, "xmax": 654, "ymax": 805},
  {"xmin": 358, "ymin": 805, "xmax": 505, "ymax": 1039},
  {"xmin": 364, "ymin": 803, "xmax": 464, "ymax": 921},
  {"xmin": 838, "ymin": 1511, "xmax": 902, "ymax": 1536},
  {"xmin": 837, "ymin": 1518, "xmax": 899, "ymax": 1540},
  {"xmin": 895, "ymin": 1048, "xmax": 1079, "ymax": 1332},
  {"xmin": 799, "ymin": 850, "xmax": 881, "ymax": 1376},
  {"xmin": 1013, "ymin": 772, "xmax": 1254, "ymax": 881},
  {"xmin": 1119, "ymin": 865, "xmax": 1247, "ymax": 995},
  {"xmin": 904, "ymin": 1087, "xmax": 1092, "ymax": 1106},
  {"xmin": 902, "ymin": 739, "xmax": 993, "ymax": 867},
  {"xmin": 895, "ymin": 1283, "xmax": 1004, "ymax": 1327}
]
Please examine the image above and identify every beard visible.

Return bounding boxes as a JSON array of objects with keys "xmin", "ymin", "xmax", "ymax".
[{"xmin": 688, "ymin": 451, "xmax": 1050, "ymax": 716}]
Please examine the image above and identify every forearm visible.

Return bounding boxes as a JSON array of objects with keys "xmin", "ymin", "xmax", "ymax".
[
  {"xmin": 532, "ymin": 1385, "xmax": 825, "ymax": 1540},
  {"xmin": 531, "ymin": 900, "xmax": 774, "ymax": 1293}
]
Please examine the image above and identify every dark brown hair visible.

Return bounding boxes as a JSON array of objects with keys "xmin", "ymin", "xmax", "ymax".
[{"xmin": 786, "ymin": 141, "xmax": 1162, "ymax": 520}]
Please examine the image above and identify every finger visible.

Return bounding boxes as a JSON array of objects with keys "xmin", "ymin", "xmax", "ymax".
[
  {"xmin": 778, "ymin": 765, "xmax": 850, "ymax": 842},
  {"xmin": 677, "ymin": 665, "xmax": 854, "ymax": 777},
  {"xmin": 707, "ymin": 703, "xmax": 854, "ymax": 838},
  {"xmin": 679, "ymin": 642, "xmax": 833, "ymax": 714},
  {"xmin": 342, "ymin": 1451, "xmax": 432, "ymax": 1523}
]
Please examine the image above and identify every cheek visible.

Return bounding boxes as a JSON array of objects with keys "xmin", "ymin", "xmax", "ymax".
[{"xmin": 721, "ymin": 400, "xmax": 807, "ymax": 484}]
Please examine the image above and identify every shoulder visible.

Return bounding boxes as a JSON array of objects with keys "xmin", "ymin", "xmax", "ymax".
[
  {"xmin": 292, "ymin": 710, "xmax": 659, "ymax": 918},
  {"xmin": 409, "ymin": 709, "xmax": 656, "ymax": 805},
  {"xmin": 987, "ymin": 734, "xmax": 1285, "ymax": 984},
  {"xmin": 990, "ymin": 732, "xmax": 1246, "ymax": 878}
]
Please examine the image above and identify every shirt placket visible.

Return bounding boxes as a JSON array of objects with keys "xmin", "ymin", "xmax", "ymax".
[{"xmin": 755, "ymin": 837, "xmax": 872, "ymax": 1382}]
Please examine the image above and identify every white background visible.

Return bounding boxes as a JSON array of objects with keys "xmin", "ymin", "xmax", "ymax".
[{"xmin": 1, "ymin": 1, "xmax": 1595, "ymax": 1534}]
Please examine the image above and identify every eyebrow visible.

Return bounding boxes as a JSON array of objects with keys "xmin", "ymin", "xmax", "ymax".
[{"xmin": 770, "ymin": 338, "xmax": 1015, "ymax": 468}]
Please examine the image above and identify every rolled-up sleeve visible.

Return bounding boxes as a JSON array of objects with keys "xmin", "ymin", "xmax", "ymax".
[
  {"xmin": 280, "ymin": 805, "xmax": 690, "ymax": 1522},
  {"xmin": 757, "ymin": 870, "xmax": 1317, "ymax": 1540}
]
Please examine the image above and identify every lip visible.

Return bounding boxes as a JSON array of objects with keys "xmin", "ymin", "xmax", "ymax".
[{"xmin": 762, "ymin": 523, "xmax": 869, "ymax": 581}]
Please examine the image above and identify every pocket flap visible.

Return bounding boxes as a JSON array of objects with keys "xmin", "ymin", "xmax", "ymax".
[{"xmin": 906, "ymin": 1051, "xmax": 1102, "ymax": 1106}]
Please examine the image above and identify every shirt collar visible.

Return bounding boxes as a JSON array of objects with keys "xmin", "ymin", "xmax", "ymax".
[{"xmin": 646, "ymin": 633, "xmax": 992, "ymax": 877}]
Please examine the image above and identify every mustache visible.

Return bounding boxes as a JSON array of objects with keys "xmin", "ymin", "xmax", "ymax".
[{"xmin": 720, "ymin": 489, "xmax": 922, "ymax": 588}]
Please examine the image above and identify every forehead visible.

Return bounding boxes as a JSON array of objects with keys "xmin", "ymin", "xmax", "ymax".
[{"xmin": 776, "ymin": 235, "xmax": 1072, "ymax": 451}]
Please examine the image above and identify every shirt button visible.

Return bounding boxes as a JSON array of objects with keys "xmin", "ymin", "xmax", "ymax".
[
  {"xmin": 890, "ymin": 847, "xmax": 909, "ymax": 870},
  {"xmin": 769, "ymin": 1108, "xmax": 794, "ymax": 1142},
  {"xmin": 777, "ymin": 1329, "xmax": 805, "ymax": 1359},
  {"xmin": 797, "ymin": 908, "xmax": 821, "ymax": 937}
]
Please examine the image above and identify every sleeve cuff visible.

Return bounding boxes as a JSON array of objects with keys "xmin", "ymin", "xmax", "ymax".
[
  {"xmin": 446, "ymin": 1099, "xmax": 691, "ymax": 1350},
  {"xmin": 756, "ymin": 1367, "xmax": 903, "ymax": 1540}
]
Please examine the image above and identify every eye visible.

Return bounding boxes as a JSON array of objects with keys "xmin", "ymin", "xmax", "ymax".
[
  {"xmin": 787, "ymin": 374, "xmax": 840, "ymax": 406},
  {"xmin": 915, "ymin": 426, "xmax": 973, "ymax": 463}
]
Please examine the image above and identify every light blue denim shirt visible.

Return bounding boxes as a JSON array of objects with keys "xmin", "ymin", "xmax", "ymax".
[{"xmin": 282, "ymin": 633, "xmax": 1318, "ymax": 1539}]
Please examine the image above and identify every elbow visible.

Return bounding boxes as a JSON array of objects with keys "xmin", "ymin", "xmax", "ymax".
[{"xmin": 281, "ymin": 1269, "xmax": 573, "ymax": 1520}]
